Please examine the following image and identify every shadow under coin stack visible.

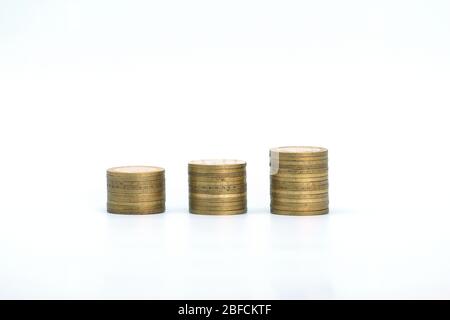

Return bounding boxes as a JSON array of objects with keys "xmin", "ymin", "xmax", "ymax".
[
  {"xmin": 188, "ymin": 160, "xmax": 247, "ymax": 215},
  {"xmin": 107, "ymin": 166, "xmax": 165, "ymax": 214},
  {"xmin": 270, "ymin": 147, "xmax": 329, "ymax": 215}
]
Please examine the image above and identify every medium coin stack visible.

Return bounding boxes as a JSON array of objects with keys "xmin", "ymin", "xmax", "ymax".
[
  {"xmin": 189, "ymin": 160, "xmax": 247, "ymax": 215},
  {"xmin": 270, "ymin": 147, "xmax": 328, "ymax": 215},
  {"xmin": 107, "ymin": 166, "xmax": 165, "ymax": 214}
]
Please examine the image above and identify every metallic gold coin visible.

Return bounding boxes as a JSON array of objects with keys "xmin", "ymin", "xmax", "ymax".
[
  {"xmin": 189, "ymin": 202, "xmax": 247, "ymax": 211},
  {"xmin": 189, "ymin": 171, "xmax": 245, "ymax": 178},
  {"xmin": 189, "ymin": 180, "xmax": 246, "ymax": 186},
  {"xmin": 271, "ymin": 179, "xmax": 328, "ymax": 185},
  {"xmin": 189, "ymin": 184, "xmax": 246, "ymax": 194},
  {"xmin": 271, "ymin": 172, "xmax": 328, "ymax": 179},
  {"xmin": 270, "ymin": 189, "xmax": 328, "ymax": 196},
  {"xmin": 270, "ymin": 146, "xmax": 328, "ymax": 159},
  {"xmin": 107, "ymin": 172, "xmax": 164, "ymax": 178},
  {"xmin": 271, "ymin": 192, "xmax": 328, "ymax": 200},
  {"xmin": 108, "ymin": 199, "xmax": 165, "ymax": 206},
  {"xmin": 107, "ymin": 179, "xmax": 164, "ymax": 186},
  {"xmin": 108, "ymin": 201, "xmax": 165, "ymax": 212},
  {"xmin": 270, "ymin": 184, "xmax": 328, "ymax": 192},
  {"xmin": 273, "ymin": 163, "xmax": 328, "ymax": 170},
  {"xmin": 271, "ymin": 208, "xmax": 329, "ymax": 216},
  {"xmin": 107, "ymin": 166, "xmax": 165, "ymax": 180},
  {"xmin": 270, "ymin": 202, "xmax": 328, "ymax": 210},
  {"xmin": 189, "ymin": 168, "xmax": 246, "ymax": 174},
  {"xmin": 189, "ymin": 176, "xmax": 246, "ymax": 182},
  {"xmin": 273, "ymin": 168, "xmax": 328, "ymax": 175},
  {"xmin": 107, "ymin": 193, "xmax": 165, "ymax": 203},
  {"xmin": 270, "ymin": 158, "xmax": 328, "ymax": 165},
  {"xmin": 270, "ymin": 176, "xmax": 328, "ymax": 183},
  {"xmin": 270, "ymin": 156, "xmax": 328, "ymax": 162},
  {"xmin": 107, "ymin": 183, "xmax": 164, "ymax": 194},
  {"xmin": 107, "ymin": 165, "xmax": 164, "ymax": 173},
  {"xmin": 189, "ymin": 195, "xmax": 246, "ymax": 202},
  {"xmin": 189, "ymin": 159, "xmax": 246, "ymax": 169},
  {"xmin": 189, "ymin": 196, "xmax": 246, "ymax": 202},
  {"xmin": 189, "ymin": 198, "xmax": 246, "ymax": 203},
  {"xmin": 190, "ymin": 208, "xmax": 247, "ymax": 215},
  {"xmin": 189, "ymin": 192, "xmax": 246, "ymax": 200},
  {"xmin": 271, "ymin": 198, "xmax": 328, "ymax": 206},
  {"xmin": 107, "ymin": 205, "xmax": 165, "ymax": 215},
  {"xmin": 273, "ymin": 165, "xmax": 328, "ymax": 171},
  {"xmin": 270, "ymin": 180, "xmax": 328, "ymax": 187}
]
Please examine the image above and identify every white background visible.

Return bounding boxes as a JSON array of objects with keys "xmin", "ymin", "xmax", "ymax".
[{"xmin": 1, "ymin": 0, "xmax": 450, "ymax": 299}]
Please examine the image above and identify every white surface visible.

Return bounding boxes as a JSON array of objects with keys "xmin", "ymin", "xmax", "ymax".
[{"xmin": 1, "ymin": 0, "xmax": 450, "ymax": 299}]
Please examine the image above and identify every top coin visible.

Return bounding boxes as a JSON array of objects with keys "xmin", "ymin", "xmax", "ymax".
[
  {"xmin": 189, "ymin": 159, "xmax": 246, "ymax": 171},
  {"xmin": 189, "ymin": 159, "xmax": 246, "ymax": 166},
  {"xmin": 270, "ymin": 146, "xmax": 327, "ymax": 158},
  {"xmin": 107, "ymin": 166, "xmax": 165, "ymax": 175}
]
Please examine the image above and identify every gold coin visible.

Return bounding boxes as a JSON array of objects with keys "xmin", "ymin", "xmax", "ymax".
[
  {"xmin": 108, "ymin": 199, "xmax": 165, "ymax": 206},
  {"xmin": 270, "ymin": 146, "xmax": 328, "ymax": 159},
  {"xmin": 189, "ymin": 180, "xmax": 246, "ymax": 186},
  {"xmin": 273, "ymin": 163, "xmax": 328, "ymax": 170},
  {"xmin": 270, "ymin": 176, "xmax": 327, "ymax": 183},
  {"xmin": 273, "ymin": 164, "xmax": 328, "ymax": 171},
  {"xmin": 270, "ymin": 156, "xmax": 328, "ymax": 162},
  {"xmin": 270, "ymin": 180, "xmax": 328, "ymax": 187},
  {"xmin": 270, "ymin": 189, "xmax": 328, "ymax": 196},
  {"xmin": 189, "ymin": 197, "xmax": 246, "ymax": 203},
  {"xmin": 271, "ymin": 172, "xmax": 328, "ymax": 179},
  {"xmin": 270, "ymin": 178, "xmax": 328, "ymax": 185},
  {"xmin": 190, "ymin": 208, "xmax": 247, "ymax": 215},
  {"xmin": 107, "ymin": 202, "xmax": 165, "ymax": 213},
  {"xmin": 271, "ymin": 208, "xmax": 329, "ymax": 216},
  {"xmin": 107, "ymin": 166, "xmax": 164, "ymax": 180},
  {"xmin": 107, "ymin": 171, "xmax": 164, "ymax": 177},
  {"xmin": 189, "ymin": 192, "xmax": 246, "ymax": 199},
  {"xmin": 271, "ymin": 192, "xmax": 328, "ymax": 200},
  {"xmin": 108, "ymin": 184, "xmax": 165, "ymax": 194},
  {"xmin": 189, "ymin": 167, "xmax": 245, "ymax": 174},
  {"xmin": 270, "ymin": 158, "xmax": 328, "ymax": 165},
  {"xmin": 270, "ymin": 202, "xmax": 328, "ymax": 210},
  {"xmin": 271, "ymin": 185, "xmax": 328, "ymax": 192},
  {"xmin": 271, "ymin": 198, "xmax": 329, "ymax": 206},
  {"xmin": 273, "ymin": 168, "xmax": 328, "ymax": 175},
  {"xmin": 189, "ymin": 185, "xmax": 246, "ymax": 194},
  {"xmin": 189, "ymin": 171, "xmax": 245, "ymax": 178},
  {"xmin": 189, "ymin": 199, "xmax": 246, "ymax": 204},
  {"xmin": 108, "ymin": 193, "xmax": 165, "ymax": 202},
  {"xmin": 189, "ymin": 202, "xmax": 247, "ymax": 210},
  {"xmin": 108, "ymin": 205, "xmax": 165, "ymax": 215},
  {"xmin": 189, "ymin": 159, "xmax": 246, "ymax": 169},
  {"xmin": 107, "ymin": 179, "xmax": 164, "ymax": 186},
  {"xmin": 188, "ymin": 176, "xmax": 246, "ymax": 183},
  {"xmin": 189, "ymin": 196, "xmax": 246, "ymax": 202}
]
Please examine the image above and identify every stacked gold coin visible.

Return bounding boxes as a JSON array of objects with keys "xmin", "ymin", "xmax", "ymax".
[
  {"xmin": 107, "ymin": 166, "xmax": 165, "ymax": 214},
  {"xmin": 270, "ymin": 147, "xmax": 328, "ymax": 215},
  {"xmin": 189, "ymin": 160, "xmax": 247, "ymax": 215}
]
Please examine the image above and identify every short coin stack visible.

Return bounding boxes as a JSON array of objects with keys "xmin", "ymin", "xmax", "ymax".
[
  {"xmin": 270, "ymin": 147, "xmax": 328, "ymax": 215},
  {"xmin": 188, "ymin": 160, "xmax": 247, "ymax": 215},
  {"xmin": 107, "ymin": 166, "xmax": 165, "ymax": 214}
]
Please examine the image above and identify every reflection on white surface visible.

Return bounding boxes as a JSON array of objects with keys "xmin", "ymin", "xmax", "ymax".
[{"xmin": 2, "ymin": 204, "xmax": 449, "ymax": 299}]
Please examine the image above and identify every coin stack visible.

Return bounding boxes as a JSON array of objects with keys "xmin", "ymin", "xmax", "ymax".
[
  {"xmin": 189, "ymin": 160, "xmax": 247, "ymax": 215},
  {"xmin": 107, "ymin": 166, "xmax": 165, "ymax": 214},
  {"xmin": 270, "ymin": 147, "xmax": 328, "ymax": 215}
]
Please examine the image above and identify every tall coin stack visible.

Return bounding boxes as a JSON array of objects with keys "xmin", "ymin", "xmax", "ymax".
[
  {"xmin": 189, "ymin": 160, "xmax": 247, "ymax": 215},
  {"xmin": 270, "ymin": 147, "xmax": 328, "ymax": 215},
  {"xmin": 107, "ymin": 166, "xmax": 165, "ymax": 214}
]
